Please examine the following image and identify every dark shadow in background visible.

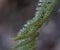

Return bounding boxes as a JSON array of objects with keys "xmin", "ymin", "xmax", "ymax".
[{"xmin": 0, "ymin": 0, "xmax": 60, "ymax": 50}]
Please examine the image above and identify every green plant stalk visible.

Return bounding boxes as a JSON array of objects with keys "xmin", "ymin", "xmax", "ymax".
[{"xmin": 12, "ymin": 0, "xmax": 58, "ymax": 50}]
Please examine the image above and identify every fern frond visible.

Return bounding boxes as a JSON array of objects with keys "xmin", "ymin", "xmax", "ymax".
[{"xmin": 12, "ymin": 0, "xmax": 58, "ymax": 50}]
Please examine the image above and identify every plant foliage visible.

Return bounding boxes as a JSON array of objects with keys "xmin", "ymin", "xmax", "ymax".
[{"xmin": 12, "ymin": 0, "xmax": 58, "ymax": 50}]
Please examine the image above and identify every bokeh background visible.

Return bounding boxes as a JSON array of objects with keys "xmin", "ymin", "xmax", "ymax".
[{"xmin": 0, "ymin": 0, "xmax": 60, "ymax": 50}]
